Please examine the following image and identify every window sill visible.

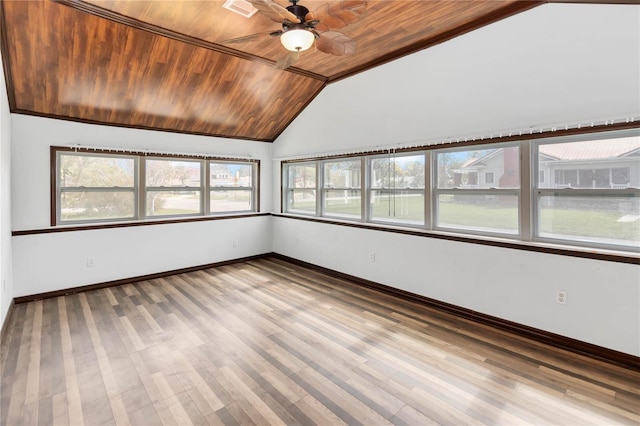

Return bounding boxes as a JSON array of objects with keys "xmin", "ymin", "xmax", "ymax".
[
  {"xmin": 273, "ymin": 213, "xmax": 640, "ymax": 265},
  {"xmin": 12, "ymin": 212, "xmax": 270, "ymax": 236}
]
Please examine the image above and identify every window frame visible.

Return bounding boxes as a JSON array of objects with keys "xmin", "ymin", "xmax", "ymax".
[
  {"xmin": 321, "ymin": 158, "xmax": 363, "ymax": 220},
  {"xmin": 283, "ymin": 161, "xmax": 319, "ymax": 216},
  {"xmin": 56, "ymin": 150, "xmax": 139, "ymax": 224},
  {"xmin": 432, "ymin": 142, "xmax": 522, "ymax": 238},
  {"xmin": 533, "ymin": 133, "xmax": 640, "ymax": 251},
  {"xmin": 209, "ymin": 160, "xmax": 258, "ymax": 215},
  {"xmin": 52, "ymin": 147, "xmax": 259, "ymax": 226},
  {"xmin": 144, "ymin": 156, "xmax": 204, "ymax": 218},
  {"xmin": 367, "ymin": 152, "xmax": 426, "ymax": 227}
]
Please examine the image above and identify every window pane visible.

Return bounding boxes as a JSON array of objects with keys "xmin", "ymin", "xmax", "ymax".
[
  {"xmin": 210, "ymin": 190, "xmax": 253, "ymax": 212},
  {"xmin": 437, "ymin": 146, "xmax": 520, "ymax": 189},
  {"xmin": 370, "ymin": 190, "xmax": 424, "ymax": 225},
  {"xmin": 146, "ymin": 191, "xmax": 201, "ymax": 216},
  {"xmin": 288, "ymin": 164, "xmax": 316, "ymax": 188},
  {"xmin": 287, "ymin": 189, "xmax": 316, "ymax": 213},
  {"xmin": 324, "ymin": 189, "xmax": 361, "ymax": 219},
  {"xmin": 60, "ymin": 154, "xmax": 134, "ymax": 187},
  {"xmin": 324, "ymin": 160, "xmax": 361, "ymax": 188},
  {"xmin": 210, "ymin": 162, "xmax": 253, "ymax": 187},
  {"xmin": 146, "ymin": 159, "xmax": 201, "ymax": 187},
  {"xmin": 437, "ymin": 194, "xmax": 519, "ymax": 234},
  {"xmin": 370, "ymin": 154, "xmax": 425, "ymax": 189},
  {"xmin": 538, "ymin": 195, "xmax": 640, "ymax": 248},
  {"xmin": 61, "ymin": 191, "xmax": 134, "ymax": 221},
  {"xmin": 538, "ymin": 136, "xmax": 640, "ymax": 189}
]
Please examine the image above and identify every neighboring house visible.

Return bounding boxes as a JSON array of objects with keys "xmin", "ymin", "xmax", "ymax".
[
  {"xmin": 452, "ymin": 147, "xmax": 519, "ymax": 188},
  {"xmin": 453, "ymin": 137, "xmax": 640, "ymax": 189},
  {"xmin": 210, "ymin": 165, "xmax": 251, "ymax": 187}
]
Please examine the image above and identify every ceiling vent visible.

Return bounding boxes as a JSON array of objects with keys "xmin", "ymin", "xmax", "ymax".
[{"xmin": 223, "ymin": 0, "xmax": 258, "ymax": 18}]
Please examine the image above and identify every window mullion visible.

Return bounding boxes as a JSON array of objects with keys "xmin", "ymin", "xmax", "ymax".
[
  {"xmin": 55, "ymin": 150, "xmax": 61, "ymax": 225},
  {"xmin": 317, "ymin": 161, "xmax": 323, "ymax": 217},
  {"xmin": 424, "ymin": 150, "xmax": 432, "ymax": 230},
  {"xmin": 520, "ymin": 140, "xmax": 532, "ymax": 241},
  {"xmin": 139, "ymin": 156, "xmax": 146, "ymax": 220},
  {"xmin": 282, "ymin": 163, "xmax": 287, "ymax": 213},
  {"xmin": 361, "ymin": 157, "xmax": 367, "ymax": 222},
  {"xmin": 203, "ymin": 160, "xmax": 210, "ymax": 215}
]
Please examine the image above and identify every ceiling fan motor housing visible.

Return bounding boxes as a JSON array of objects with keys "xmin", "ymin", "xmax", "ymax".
[{"xmin": 286, "ymin": 3, "xmax": 310, "ymax": 22}]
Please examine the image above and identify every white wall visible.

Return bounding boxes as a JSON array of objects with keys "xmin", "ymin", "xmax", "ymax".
[
  {"xmin": 13, "ymin": 216, "xmax": 271, "ymax": 297},
  {"xmin": 0, "ymin": 52, "xmax": 13, "ymax": 327},
  {"xmin": 272, "ymin": 3, "xmax": 640, "ymax": 356},
  {"xmin": 272, "ymin": 218, "xmax": 640, "ymax": 356},
  {"xmin": 11, "ymin": 115, "xmax": 274, "ymax": 297}
]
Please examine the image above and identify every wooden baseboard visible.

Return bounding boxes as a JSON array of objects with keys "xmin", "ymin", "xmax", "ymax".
[
  {"xmin": 13, "ymin": 253, "xmax": 272, "ymax": 304},
  {"xmin": 270, "ymin": 253, "xmax": 640, "ymax": 372}
]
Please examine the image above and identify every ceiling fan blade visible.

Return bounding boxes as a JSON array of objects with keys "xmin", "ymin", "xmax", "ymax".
[
  {"xmin": 269, "ymin": 1, "xmax": 301, "ymax": 23},
  {"xmin": 248, "ymin": 0, "xmax": 300, "ymax": 24},
  {"xmin": 312, "ymin": 0, "xmax": 367, "ymax": 32},
  {"xmin": 316, "ymin": 31, "xmax": 356, "ymax": 56},
  {"xmin": 275, "ymin": 51, "xmax": 300, "ymax": 70},
  {"xmin": 220, "ymin": 31, "xmax": 277, "ymax": 44}
]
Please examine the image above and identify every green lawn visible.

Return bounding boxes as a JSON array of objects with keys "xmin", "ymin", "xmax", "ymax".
[
  {"xmin": 290, "ymin": 196, "xmax": 639, "ymax": 243},
  {"xmin": 539, "ymin": 208, "xmax": 639, "ymax": 242}
]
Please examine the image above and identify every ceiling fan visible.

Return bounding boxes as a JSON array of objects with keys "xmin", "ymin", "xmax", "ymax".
[{"xmin": 222, "ymin": 0, "xmax": 367, "ymax": 69}]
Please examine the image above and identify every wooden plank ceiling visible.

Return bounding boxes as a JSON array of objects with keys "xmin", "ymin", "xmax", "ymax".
[{"xmin": 0, "ymin": 0, "xmax": 542, "ymax": 142}]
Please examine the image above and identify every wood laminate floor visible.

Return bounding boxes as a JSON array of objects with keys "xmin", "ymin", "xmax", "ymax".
[{"xmin": 1, "ymin": 256, "xmax": 639, "ymax": 425}]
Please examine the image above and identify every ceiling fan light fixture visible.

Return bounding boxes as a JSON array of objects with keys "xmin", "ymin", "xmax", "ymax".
[{"xmin": 280, "ymin": 28, "xmax": 315, "ymax": 52}]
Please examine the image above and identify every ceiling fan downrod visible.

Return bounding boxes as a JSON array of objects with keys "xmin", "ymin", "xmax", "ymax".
[{"xmin": 286, "ymin": 0, "xmax": 310, "ymax": 22}]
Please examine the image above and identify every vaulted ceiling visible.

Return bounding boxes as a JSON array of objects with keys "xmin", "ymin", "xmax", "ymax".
[{"xmin": 1, "ymin": 0, "xmax": 551, "ymax": 142}]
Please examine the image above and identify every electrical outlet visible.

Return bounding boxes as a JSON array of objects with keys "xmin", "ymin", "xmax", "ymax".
[
  {"xmin": 86, "ymin": 257, "xmax": 95, "ymax": 268},
  {"xmin": 369, "ymin": 252, "xmax": 376, "ymax": 262},
  {"xmin": 232, "ymin": 239, "xmax": 238, "ymax": 248},
  {"xmin": 556, "ymin": 290, "xmax": 567, "ymax": 305}
]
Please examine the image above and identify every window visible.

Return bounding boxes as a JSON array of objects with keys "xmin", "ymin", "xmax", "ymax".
[
  {"xmin": 612, "ymin": 168, "xmax": 630, "ymax": 187},
  {"xmin": 536, "ymin": 134, "xmax": 640, "ymax": 249},
  {"xmin": 323, "ymin": 159, "xmax": 361, "ymax": 219},
  {"xmin": 281, "ymin": 128, "xmax": 639, "ymax": 253},
  {"xmin": 54, "ymin": 148, "xmax": 258, "ymax": 225},
  {"xmin": 434, "ymin": 144, "xmax": 520, "ymax": 235},
  {"xmin": 284, "ymin": 162, "xmax": 317, "ymax": 214},
  {"xmin": 485, "ymin": 172, "xmax": 494, "ymax": 185},
  {"xmin": 369, "ymin": 153, "xmax": 425, "ymax": 225},
  {"xmin": 58, "ymin": 152, "xmax": 137, "ymax": 222},
  {"xmin": 146, "ymin": 159, "xmax": 202, "ymax": 217},
  {"xmin": 210, "ymin": 162, "xmax": 256, "ymax": 213}
]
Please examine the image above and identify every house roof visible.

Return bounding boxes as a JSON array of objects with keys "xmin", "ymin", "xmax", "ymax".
[
  {"xmin": 454, "ymin": 136, "xmax": 640, "ymax": 172},
  {"xmin": 539, "ymin": 137, "xmax": 640, "ymax": 161}
]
